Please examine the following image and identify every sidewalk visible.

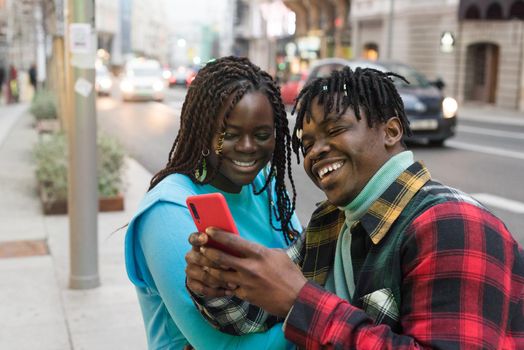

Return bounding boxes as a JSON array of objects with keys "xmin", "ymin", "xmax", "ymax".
[
  {"xmin": 0, "ymin": 105, "xmax": 150, "ymax": 349},
  {"xmin": 460, "ymin": 102, "xmax": 524, "ymax": 126},
  {"xmin": 0, "ymin": 101, "xmax": 522, "ymax": 349}
]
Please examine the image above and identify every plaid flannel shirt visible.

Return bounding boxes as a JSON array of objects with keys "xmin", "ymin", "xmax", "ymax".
[{"xmin": 190, "ymin": 162, "xmax": 524, "ymax": 349}]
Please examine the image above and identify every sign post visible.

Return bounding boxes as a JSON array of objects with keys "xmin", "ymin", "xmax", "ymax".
[{"xmin": 66, "ymin": 0, "xmax": 99, "ymax": 289}]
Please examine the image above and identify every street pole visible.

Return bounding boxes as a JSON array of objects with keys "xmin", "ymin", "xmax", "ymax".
[
  {"xmin": 66, "ymin": 0, "xmax": 99, "ymax": 289},
  {"xmin": 387, "ymin": 0, "xmax": 395, "ymax": 59}
]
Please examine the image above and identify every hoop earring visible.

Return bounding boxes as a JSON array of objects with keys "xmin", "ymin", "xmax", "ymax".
[
  {"xmin": 215, "ymin": 132, "xmax": 225, "ymax": 156},
  {"xmin": 194, "ymin": 149, "xmax": 210, "ymax": 182}
]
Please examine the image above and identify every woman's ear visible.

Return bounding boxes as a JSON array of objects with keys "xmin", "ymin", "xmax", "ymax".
[{"xmin": 384, "ymin": 117, "xmax": 403, "ymax": 147}]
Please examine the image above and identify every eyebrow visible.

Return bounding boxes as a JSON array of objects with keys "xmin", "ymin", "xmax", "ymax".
[{"xmin": 225, "ymin": 124, "xmax": 274, "ymax": 130}]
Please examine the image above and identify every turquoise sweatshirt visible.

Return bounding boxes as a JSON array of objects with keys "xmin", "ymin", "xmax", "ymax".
[{"xmin": 125, "ymin": 172, "xmax": 301, "ymax": 349}]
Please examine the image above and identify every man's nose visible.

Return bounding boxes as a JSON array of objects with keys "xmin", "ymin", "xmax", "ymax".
[{"xmin": 308, "ymin": 138, "xmax": 330, "ymax": 161}]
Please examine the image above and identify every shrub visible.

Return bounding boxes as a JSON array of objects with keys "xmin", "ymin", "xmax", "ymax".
[
  {"xmin": 30, "ymin": 90, "xmax": 57, "ymax": 120},
  {"xmin": 33, "ymin": 132, "xmax": 126, "ymax": 202}
]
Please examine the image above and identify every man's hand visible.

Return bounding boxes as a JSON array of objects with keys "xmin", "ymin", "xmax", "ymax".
[
  {"xmin": 199, "ymin": 228, "xmax": 307, "ymax": 317},
  {"xmin": 185, "ymin": 232, "xmax": 231, "ymax": 297}
]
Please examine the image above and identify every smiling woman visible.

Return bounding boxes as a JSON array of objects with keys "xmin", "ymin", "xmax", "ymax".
[{"xmin": 124, "ymin": 56, "xmax": 302, "ymax": 350}]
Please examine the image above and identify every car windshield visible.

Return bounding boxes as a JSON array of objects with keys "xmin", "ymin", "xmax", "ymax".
[
  {"xmin": 381, "ymin": 63, "xmax": 431, "ymax": 88},
  {"xmin": 128, "ymin": 68, "xmax": 161, "ymax": 77},
  {"xmin": 96, "ymin": 65, "xmax": 109, "ymax": 76}
]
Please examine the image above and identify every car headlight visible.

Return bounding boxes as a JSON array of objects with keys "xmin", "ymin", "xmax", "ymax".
[
  {"xmin": 442, "ymin": 97, "xmax": 458, "ymax": 119},
  {"xmin": 153, "ymin": 81, "xmax": 164, "ymax": 92},
  {"xmin": 100, "ymin": 78, "xmax": 112, "ymax": 90},
  {"xmin": 120, "ymin": 80, "xmax": 134, "ymax": 93}
]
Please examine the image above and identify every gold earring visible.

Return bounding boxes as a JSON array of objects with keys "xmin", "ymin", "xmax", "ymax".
[{"xmin": 215, "ymin": 132, "xmax": 225, "ymax": 155}]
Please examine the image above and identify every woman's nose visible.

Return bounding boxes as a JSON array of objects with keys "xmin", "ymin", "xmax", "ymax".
[{"xmin": 235, "ymin": 135, "xmax": 257, "ymax": 153}]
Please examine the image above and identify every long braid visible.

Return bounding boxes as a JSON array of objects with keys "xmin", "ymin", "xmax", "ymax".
[
  {"xmin": 291, "ymin": 66, "xmax": 412, "ymax": 156},
  {"xmin": 149, "ymin": 56, "xmax": 298, "ymax": 242}
]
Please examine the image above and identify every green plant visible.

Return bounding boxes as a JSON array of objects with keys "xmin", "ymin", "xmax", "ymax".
[
  {"xmin": 34, "ymin": 132, "xmax": 68, "ymax": 202},
  {"xmin": 33, "ymin": 132, "xmax": 126, "ymax": 202},
  {"xmin": 97, "ymin": 133, "xmax": 126, "ymax": 197},
  {"xmin": 30, "ymin": 90, "xmax": 57, "ymax": 120}
]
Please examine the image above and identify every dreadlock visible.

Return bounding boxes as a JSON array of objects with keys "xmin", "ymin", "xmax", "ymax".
[
  {"xmin": 291, "ymin": 66, "xmax": 412, "ymax": 159},
  {"xmin": 149, "ymin": 56, "xmax": 298, "ymax": 243}
]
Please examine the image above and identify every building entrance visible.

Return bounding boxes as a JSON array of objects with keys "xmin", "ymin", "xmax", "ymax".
[{"xmin": 465, "ymin": 42, "xmax": 499, "ymax": 103}]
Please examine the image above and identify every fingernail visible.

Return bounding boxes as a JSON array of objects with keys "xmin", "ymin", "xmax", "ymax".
[
  {"xmin": 227, "ymin": 283, "xmax": 237, "ymax": 289},
  {"xmin": 200, "ymin": 247, "xmax": 206, "ymax": 254},
  {"xmin": 205, "ymin": 228, "xmax": 213, "ymax": 235},
  {"xmin": 225, "ymin": 290, "xmax": 233, "ymax": 296}
]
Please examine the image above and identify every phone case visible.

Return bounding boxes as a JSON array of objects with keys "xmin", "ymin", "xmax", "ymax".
[{"xmin": 186, "ymin": 193, "xmax": 240, "ymax": 256}]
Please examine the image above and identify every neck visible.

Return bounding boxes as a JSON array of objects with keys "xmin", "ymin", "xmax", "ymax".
[{"xmin": 209, "ymin": 172, "xmax": 242, "ymax": 193}]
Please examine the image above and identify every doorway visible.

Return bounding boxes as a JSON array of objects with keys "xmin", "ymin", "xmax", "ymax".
[{"xmin": 464, "ymin": 43, "xmax": 499, "ymax": 103}]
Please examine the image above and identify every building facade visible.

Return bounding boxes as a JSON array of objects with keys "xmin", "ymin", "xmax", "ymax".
[{"xmin": 349, "ymin": 0, "xmax": 524, "ymax": 111}]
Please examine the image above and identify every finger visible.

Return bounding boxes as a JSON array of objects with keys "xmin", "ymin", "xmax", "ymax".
[
  {"xmin": 206, "ymin": 228, "xmax": 267, "ymax": 260},
  {"xmin": 185, "ymin": 249, "xmax": 223, "ymax": 270},
  {"xmin": 205, "ymin": 266, "xmax": 242, "ymax": 287},
  {"xmin": 185, "ymin": 263, "xmax": 228, "ymax": 289},
  {"xmin": 188, "ymin": 232, "xmax": 208, "ymax": 250},
  {"xmin": 187, "ymin": 278, "xmax": 229, "ymax": 298},
  {"xmin": 200, "ymin": 245, "xmax": 245, "ymax": 271}
]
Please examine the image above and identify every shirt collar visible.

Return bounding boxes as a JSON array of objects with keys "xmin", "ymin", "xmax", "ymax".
[{"xmin": 359, "ymin": 161, "xmax": 431, "ymax": 244}]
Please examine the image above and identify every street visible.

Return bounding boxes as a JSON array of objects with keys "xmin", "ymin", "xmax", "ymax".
[{"xmin": 97, "ymin": 86, "xmax": 524, "ymax": 245}]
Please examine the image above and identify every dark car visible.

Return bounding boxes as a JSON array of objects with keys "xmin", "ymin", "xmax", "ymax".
[{"xmin": 303, "ymin": 58, "xmax": 458, "ymax": 146}]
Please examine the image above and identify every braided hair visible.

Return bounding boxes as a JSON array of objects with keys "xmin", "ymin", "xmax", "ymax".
[
  {"xmin": 149, "ymin": 56, "xmax": 298, "ymax": 243},
  {"xmin": 291, "ymin": 66, "xmax": 412, "ymax": 158}
]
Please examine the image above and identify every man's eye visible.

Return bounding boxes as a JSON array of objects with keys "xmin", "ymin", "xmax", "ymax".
[
  {"xmin": 302, "ymin": 144, "xmax": 312, "ymax": 155},
  {"xmin": 328, "ymin": 127, "xmax": 345, "ymax": 136}
]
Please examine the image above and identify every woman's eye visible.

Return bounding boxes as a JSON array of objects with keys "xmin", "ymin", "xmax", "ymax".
[
  {"xmin": 255, "ymin": 133, "xmax": 271, "ymax": 141},
  {"xmin": 223, "ymin": 132, "xmax": 237, "ymax": 140}
]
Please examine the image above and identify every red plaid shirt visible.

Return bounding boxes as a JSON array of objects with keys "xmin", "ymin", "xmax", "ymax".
[{"xmin": 285, "ymin": 163, "xmax": 524, "ymax": 349}]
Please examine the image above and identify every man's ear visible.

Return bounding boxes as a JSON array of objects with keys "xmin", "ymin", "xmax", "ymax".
[{"xmin": 384, "ymin": 117, "xmax": 403, "ymax": 147}]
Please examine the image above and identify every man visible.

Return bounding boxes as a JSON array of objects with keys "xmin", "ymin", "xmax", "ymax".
[{"xmin": 186, "ymin": 66, "xmax": 524, "ymax": 349}]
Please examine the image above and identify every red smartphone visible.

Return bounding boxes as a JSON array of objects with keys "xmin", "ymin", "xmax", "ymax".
[{"xmin": 186, "ymin": 193, "xmax": 240, "ymax": 256}]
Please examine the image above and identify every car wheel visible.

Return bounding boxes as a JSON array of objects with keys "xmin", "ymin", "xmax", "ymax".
[{"xmin": 428, "ymin": 139, "xmax": 445, "ymax": 147}]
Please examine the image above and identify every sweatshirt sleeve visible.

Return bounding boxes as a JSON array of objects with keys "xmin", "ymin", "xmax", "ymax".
[{"xmin": 134, "ymin": 201, "xmax": 292, "ymax": 350}]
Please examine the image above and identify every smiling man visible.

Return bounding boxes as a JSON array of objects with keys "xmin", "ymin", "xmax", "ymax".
[{"xmin": 185, "ymin": 66, "xmax": 524, "ymax": 349}]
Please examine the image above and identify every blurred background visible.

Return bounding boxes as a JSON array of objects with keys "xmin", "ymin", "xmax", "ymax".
[{"xmin": 0, "ymin": 1, "xmax": 523, "ymax": 348}]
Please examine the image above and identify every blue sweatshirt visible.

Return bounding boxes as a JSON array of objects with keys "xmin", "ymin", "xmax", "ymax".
[{"xmin": 125, "ymin": 172, "xmax": 301, "ymax": 349}]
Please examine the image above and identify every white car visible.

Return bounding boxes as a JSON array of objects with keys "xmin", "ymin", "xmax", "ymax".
[
  {"xmin": 120, "ymin": 59, "xmax": 165, "ymax": 102},
  {"xmin": 95, "ymin": 64, "xmax": 113, "ymax": 96}
]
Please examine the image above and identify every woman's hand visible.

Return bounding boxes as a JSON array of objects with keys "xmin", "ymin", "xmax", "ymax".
[{"xmin": 185, "ymin": 231, "xmax": 234, "ymax": 297}]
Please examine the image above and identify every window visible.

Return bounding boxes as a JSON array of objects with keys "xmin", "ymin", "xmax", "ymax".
[
  {"xmin": 486, "ymin": 3, "xmax": 503, "ymax": 19},
  {"xmin": 510, "ymin": 0, "xmax": 524, "ymax": 19},
  {"xmin": 464, "ymin": 5, "xmax": 481, "ymax": 19}
]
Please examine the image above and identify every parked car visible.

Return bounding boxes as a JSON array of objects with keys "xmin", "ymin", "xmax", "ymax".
[
  {"xmin": 169, "ymin": 66, "xmax": 196, "ymax": 87},
  {"xmin": 280, "ymin": 58, "xmax": 350, "ymax": 106},
  {"xmin": 95, "ymin": 64, "xmax": 113, "ymax": 96},
  {"xmin": 120, "ymin": 59, "xmax": 165, "ymax": 102},
  {"xmin": 302, "ymin": 58, "xmax": 458, "ymax": 146},
  {"xmin": 280, "ymin": 73, "xmax": 307, "ymax": 105}
]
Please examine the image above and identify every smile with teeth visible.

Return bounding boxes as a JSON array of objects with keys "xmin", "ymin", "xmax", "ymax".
[
  {"xmin": 232, "ymin": 159, "xmax": 257, "ymax": 167},
  {"xmin": 318, "ymin": 161, "xmax": 344, "ymax": 179}
]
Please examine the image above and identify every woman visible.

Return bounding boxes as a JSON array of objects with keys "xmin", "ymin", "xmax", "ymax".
[{"xmin": 125, "ymin": 56, "xmax": 301, "ymax": 349}]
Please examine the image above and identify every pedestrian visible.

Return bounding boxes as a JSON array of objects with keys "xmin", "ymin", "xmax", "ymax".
[
  {"xmin": 28, "ymin": 63, "xmax": 37, "ymax": 92},
  {"xmin": 186, "ymin": 66, "xmax": 524, "ymax": 349},
  {"xmin": 124, "ymin": 56, "xmax": 302, "ymax": 349},
  {"xmin": 0, "ymin": 65, "xmax": 5, "ymax": 104},
  {"xmin": 7, "ymin": 65, "xmax": 19, "ymax": 103}
]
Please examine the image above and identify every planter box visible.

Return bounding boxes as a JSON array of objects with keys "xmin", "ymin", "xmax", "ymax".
[
  {"xmin": 39, "ymin": 187, "xmax": 124, "ymax": 215},
  {"xmin": 35, "ymin": 119, "xmax": 61, "ymax": 134}
]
